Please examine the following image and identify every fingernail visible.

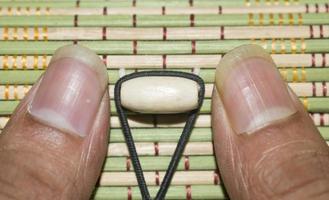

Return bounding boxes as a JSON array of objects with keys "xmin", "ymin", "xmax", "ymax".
[
  {"xmin": 215, "ymin": 44, "xmax": 296, "ymax": 134},
  {"xmin": 28, "ymin": 44, "xmax": 108, "ymax": 137}
]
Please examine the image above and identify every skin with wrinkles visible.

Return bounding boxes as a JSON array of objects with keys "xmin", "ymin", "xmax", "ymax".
[
  {"xmin": 212, "ymin": 88, "xmax": 329, "ymax": 200},
  {"xmin": 0, "ymin": 80, "xmax": 109, "ymax": 199},
  {"xmin": 212, "ymin": 51, "xmax": 329, "ymax": 200},
  {"xmin": 0, "ymin": 44, "xmax": 110, "ymax": 200}
]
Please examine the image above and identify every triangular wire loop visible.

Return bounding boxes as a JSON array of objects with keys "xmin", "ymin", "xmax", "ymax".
[{"xmin": 114, "ymin": 71, "xmax": 205, "ymax": 200}]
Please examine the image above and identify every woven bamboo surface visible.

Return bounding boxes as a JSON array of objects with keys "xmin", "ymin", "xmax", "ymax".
[{"xmin": 1, "ymin": 0, "xmax": 329, "ymax": 199}]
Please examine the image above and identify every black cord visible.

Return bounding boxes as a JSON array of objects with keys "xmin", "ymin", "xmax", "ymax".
[{"xmin": 114, "ymin": 71, "xmax": 205, "ymax": 200}]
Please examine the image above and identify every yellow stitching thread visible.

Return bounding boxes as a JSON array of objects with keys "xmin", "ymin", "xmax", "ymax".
[
  {"xmin": 269, "ymin": 13, "xmax": 274, "ymax": 25},
  {"xmin": 278, "ymin": 13, "xmax": 283, "ymax": 25},
  {"xmin": 14, "ymin": 85, "xmax": 18, "ymax": 100},
  {"xmin": 271, "ymin": 38, "xmax": 276, "ymax": 54},
  {"xmin": 22, "ymin": 55, "xmax": 27, "ymax": 69},
  {"xmin": 302, "ymin": 97, "xmax": 308, "ymax": 110},
  {"xmin": 285, "ymin": 0, "xmax": 290, "ymax": 6},
  {"xmin": 4, "ymin": 85, "xmax": 9, "ymax": 100},
  {"xmin": 43, "ymin": 27, "xmax": 48, "ymax": 41},
  {"xmin": 245, "ymin": 0, "xmax": 251, "ymax": 7},
  {"xmin": 265, "ymin": 0, "xmax": 270, "ymax": 6},
  {"xmin": 36, "ymin": 7, "xmax": 40, "ymax": 15},
  {"xmin": 280, "ymin": 68, "xmax": 287, "ymax": 81},
  {"xmin": 248, "ymin": 13, "xmax": 254, "ymax": 25},
  {"xmin": 301, "ymin": 66, "xmax": 306, "ymax": 82},
  {"xmin": 274, "ymin": 0, "xmax": 279, "ymax": 6},
  {"xmin": 292, "ymin": 67, "xmax": 298, "ymax": 82},
  {"xmin": 291, "ymin": 38, "xmax": 296, "ymax": 53},
  {"xmin": 33, "ymin": 55, "xmax": 38, "ymax": 69},
  {"xmin": 46, "ymin": 7, "xmax": 50, "ymax": 15},
  {"xmin": 26, "ymin": 6, "xmax": 30, "ymax": 15},
  {"xmin": 23, "ymin": 27, "xmax": 28, "ymax": 40},
  {"xmin": 259, "ymin": 13, "xmax": 264, "ymax": 25},
  {"xmin": 288, "ymin": 13, "xmax": 294, "ymax": 25},
  {"xmin": 17, "ymin": 7, "xmax": 21, "ymax": 15},
  {"xmin": 13, "ymin": 27, "xmax": 18, "ymax": 40},
  {"xmin": 13, "ymin": 55, "xmax": 17, "ymax": 69},
  {"xmin": 34, "ymin": 27, "xmax": 39, "ymax": 40},
  {"xmin": 8, "ymin": 7, "xmax": 12, "ymax": 15},
  {"xmin": 255, "ymin": 0, "xmax": 260, "ymax": 6},
  {"xmin": 3, "ymin": 27, "xmax": 8, "ymax": 40},
  {"xmin": 42, "ymin": 55, "xmax": 47, "ymax": 69},
  {"xmin": 280, "ymin": 38, "xmax": 286, "ymax": 54},
  {"xmin": 298, "ymin": 13, "xmax": 302, "ymax": 25},
  {"xmin": 3, "ymin": 55, "xmax": 8, "ymax": 70},
  {"xmin": 301, "ymin": 38, "xmax": 306, "ymax": 53}
]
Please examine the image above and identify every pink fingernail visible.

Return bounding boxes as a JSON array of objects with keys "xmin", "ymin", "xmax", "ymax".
[
  {"xmin": 28, "ymin": 45, "xmax": 108, "ymax": 137},
  {"xmin": 215, "ymin": 44, "xmax": 297, "ymax": 134}
]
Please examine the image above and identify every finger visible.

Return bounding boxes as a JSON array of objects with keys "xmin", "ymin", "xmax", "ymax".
[
  {"xmin": 0, "ymin": 44, "xmax": 110, "ymax": 200},
  {"xmin": 212, "ymin": 44, "xmax": 329, "ymax": 200}
]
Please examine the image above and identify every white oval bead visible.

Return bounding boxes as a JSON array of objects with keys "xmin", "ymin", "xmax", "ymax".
[{"xmin": 121, "ymin": 77, "xmax": 199, "ymax": 113}]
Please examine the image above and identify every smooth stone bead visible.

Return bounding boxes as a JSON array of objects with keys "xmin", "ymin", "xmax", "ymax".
[{"xmin": 121, "ymin": 77, "xmax": 199, "ymax": 113}]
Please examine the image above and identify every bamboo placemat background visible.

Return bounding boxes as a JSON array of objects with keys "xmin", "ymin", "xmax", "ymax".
[{"xmin": 0, "ymin": 0, "xmax": 329, "ymax": 199}]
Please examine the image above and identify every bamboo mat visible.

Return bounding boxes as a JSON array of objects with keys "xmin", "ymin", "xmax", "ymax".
[{"xmin": 1, "ymin": 0, "xmax": 329, "ymax": 199}]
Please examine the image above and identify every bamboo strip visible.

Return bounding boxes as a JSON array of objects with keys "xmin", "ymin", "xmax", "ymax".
[
  {"xmin": 1, "ymin": 68, "xmax": 329, "ymax": 85},
  {"xmin": 108, "ymin": 127, "xmax": 329, "ymax": 142},
  {"xmin": 0, "ymin": 54, "xmax": 328, "ymax": 69},
  {"xmin": 0, "ymin": 0, "xmax": 327, "ymax": 8},
  {"xmin": 1, "ymin": 5, "xmax": 329, "ymax": 16},
  {"xmin": 0, "ymin": 13, "xmax": 328, "ymax": 27},
  {"xmin": 99, "ymin": 171, "xmax": 219, "ymax": 186},
  {"xmin": 0, "ymin": 39, "xmax": 328, "ymax": 54},
  {"xmin": 1, "ymin": 26, "xmax": 329, "ymax": 41},
  {"xmin": 108, "ymin": 142, "xmax": 213, "ymax": 156},
  {"xmin": 0, "ymin": 82, "xmax": 328, "ymax": 102},
  {"xmin": 103, "ymin": 155, "xmax": 217, "ymax": 171},
  {"xmin": 92, "ymin": 185, "xmax": 226, "ymax": 200},
  {"xmin": 0, "ymin": 97, "xmax": 328, "ymax": 115}
]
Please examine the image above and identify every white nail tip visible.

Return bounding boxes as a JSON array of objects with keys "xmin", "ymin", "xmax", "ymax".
[
  {"xmin": 28, "ymin": 108, "xmax": 82, "ymax": 137},
  {"xmin": 243, "ymin": 107, "xmax": 296, "ymax": 135}
]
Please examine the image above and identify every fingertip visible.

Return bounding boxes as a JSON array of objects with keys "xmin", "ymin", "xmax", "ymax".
[
  {"xmin": 0, "ymin": 44, "xmax": 110, "ymax": 199},
  {"xmin": 215, "ymin": 44, "xmax": 296, "ymax": 135},
  {"xmin": 51, "ymin": 44, "xmax": 108, "ymax": 86},
  {"xmin": 28, "ymin": 44, "xmax": 108, "ymax": 137},
  {"xmin": 212, "ymin": 45, "xmax": 329, "ymax": 200}
]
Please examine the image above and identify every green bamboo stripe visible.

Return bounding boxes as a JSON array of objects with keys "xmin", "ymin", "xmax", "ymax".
[
  {"xmin": 0, "ymin": 39, "xmax": 329, "ymax": 55},
  {"xmin": 0, "ymin": 40, "xmax": 328, "ymax": 55},
  {"xmin": 110, "ymin": 128, "xmax": 212, "ymax": 143},
  {"xmin": 0, "ymin": 14, "xmax": 328, "ymax": 27},
  {"xmin": 92, "ymin": 185, "xmax": 226, "ymax": 200},
  {"xmin": 108, "ymin": 127, "xmax": 329, "ymax": 143},
  {"xmin": 1, "ymin": 0, "xmax": 328, "ymax": 8},
  {"xmin": 1, "ymin": 68, "xmax": 329, "ymax": 85},
  {"xmin": 1, "ymin": 98, "xmax": 329, "ymax": 115},
  {"xmin": 104, "ymin": 155, "xmax": 216, "ymax": 171}
]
